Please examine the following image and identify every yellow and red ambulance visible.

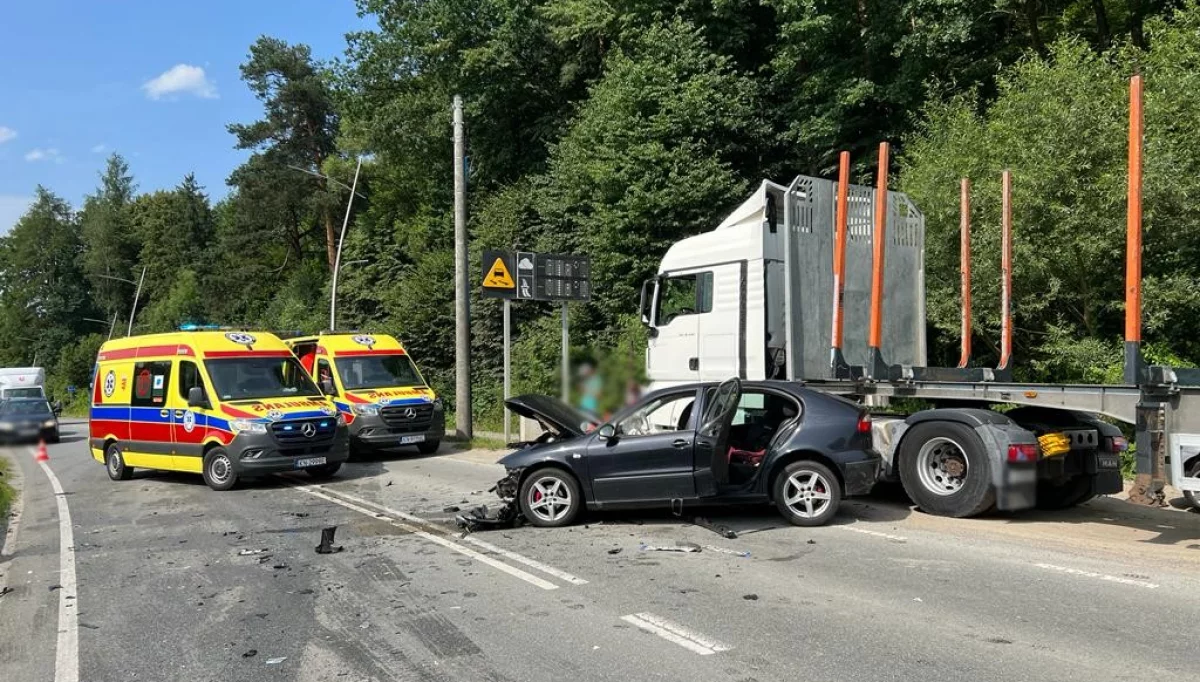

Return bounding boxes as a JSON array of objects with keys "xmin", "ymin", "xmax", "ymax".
[
  {"xmin": 89, "ymin": 329, "xmax": 349, "ymax": 490},
  {"xmin": 285, "ymin": 333, "xmax": 444, "ymax": 454}
]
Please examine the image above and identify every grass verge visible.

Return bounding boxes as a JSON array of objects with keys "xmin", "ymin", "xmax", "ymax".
[{"xmin": 0, "ymin": 455, "xmax": 16, "ymax": 520}]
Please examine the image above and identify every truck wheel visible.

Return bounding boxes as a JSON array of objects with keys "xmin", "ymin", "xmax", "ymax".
[
  {"xmin": 105, "ymin": 444, "xmax": 133, "ymax": 481},
  {"xmin": 202, "ymin": 448, "xmax": 238, "ymax": 491},
  {"xmin": 417, "ymin": 439, "xmax": 440, "ymax": 455},
  {"xmin": 306, "ymin": 463, "xmax": 342, "ymax": 480},
  {"xmin": 773, "ymin": 460, "xmax": 841, "ymax": 526},
  {"xmin": 518, "ymin": 468, "xmax": 582, "ymax": 527},
  {"xmin": 1036, "ymin": 475, "xmax": 1095, "ymax": 510},
  {"xmin": 899, "ymin": 422, "xmax": 995, "ymax": 517},
  {"xmin": 1184, "ymin": 460, "xmax": 1200, "ymax": 512}
]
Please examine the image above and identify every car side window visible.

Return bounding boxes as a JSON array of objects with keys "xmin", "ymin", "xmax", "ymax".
[
  {"xmin": 132, "ymin": 361, "xmax": 171, "ymax": 408},
  {"xmin": 178, "ymin": 361, "xmax": 204, "ymax": 401},
  {"xmin": 617, "ymin": 393, "xmax": 696, "ymax": 437}
]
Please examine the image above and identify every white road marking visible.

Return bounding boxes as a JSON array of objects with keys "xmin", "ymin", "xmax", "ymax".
[
  {"xmin": 1034, "ymin": 562, "xmax": 1159, "ymax": 589},
  {"xmin": 34, "ymin": 450, "xmax": 80, "ymax": 682},
  {"xmin": 835, "ymin": 524, "xmax": 908, "ymax": 543},
  {"xmin": 621, "ymin": 612, "xmax": 731, "ymax": 656},
  {"xmin": 295, "ymin": 481, "xmax": 589, "ymax": 586},
  {"xmin": 292, "ymin": 484, "xmax": 560, "ymax": 591}
]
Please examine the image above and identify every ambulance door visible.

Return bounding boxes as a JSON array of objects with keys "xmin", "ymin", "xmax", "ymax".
[
  {"xmin": 170, "ymin": 359, "xmax": 207, "ymax": 473},
  {"xmin": 127, "ymin": 360, "xmax": 173, "ymax": 470}
]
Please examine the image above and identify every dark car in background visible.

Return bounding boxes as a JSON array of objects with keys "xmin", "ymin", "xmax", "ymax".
[
  {"xmin": 496, "ymin": 378, "xmax": 880, "ymax": 527},
  {"xmin": 0, "ymin": 398, "xmax": 61, "ymax": 444}
]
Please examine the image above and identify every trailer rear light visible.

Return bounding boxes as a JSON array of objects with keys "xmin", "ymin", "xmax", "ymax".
[
  {"xmin": 857, "ymin": 414, "xmax": 871, "ymax": 433},
  {"xmin": 1007, "ymin": 443, "xmax": 1039, "ymax": 463},
  {"xmin": 1107, "ymin": 436, "xmax": 1129, "ymax": 452}
]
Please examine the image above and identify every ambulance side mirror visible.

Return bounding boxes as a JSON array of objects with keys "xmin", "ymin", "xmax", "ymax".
[
  {"xmin": 321, "ymin": 379, "xmax": 337, "ymax": 396},
  {"xmin": 188, "ymin": 386, "xmax": 209, "ymax": 409}
]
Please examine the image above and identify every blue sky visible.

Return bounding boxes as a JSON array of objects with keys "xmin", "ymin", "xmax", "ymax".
[{"xmin": 0, "ymin": 0, "xmax": 372, "ymax": 233}]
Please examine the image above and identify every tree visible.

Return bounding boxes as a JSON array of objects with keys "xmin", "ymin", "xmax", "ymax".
[
  {"xmin": 229, "ymin": 37, "xmax": 341, "ymax": 270},
  {"xmin": 78, "ymin": 154, "xmax": 139, "ymax": 317}
]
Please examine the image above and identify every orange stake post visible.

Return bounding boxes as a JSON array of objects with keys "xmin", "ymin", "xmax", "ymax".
[
  {"xmin": 959, "ymin": 178, "xmax": 972, "ymax": 368},
  {"xmin": 1125, "ymin": 75, "xmax": 1144, "ymax": 384},
  {"xmin": 998, "ymin": 170, "xmax": 1013, "ymax": 372},
  {"xmin": 831, "ymin": 151, "xmax": 850, "ymax": 356},
  {"xmin": 867, "ymin": 143, "xmax": 889, "ymax": 367}
]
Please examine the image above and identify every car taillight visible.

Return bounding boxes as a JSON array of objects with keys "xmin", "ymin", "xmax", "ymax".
[
  {"xmin": 857, "ymin": 414, "xmax": 871, "ymax": 433},
  {"xmin": 1007, "ymin": 443, "xmax": 1038, "ymax": 463},
  {"xmin": 1106, "ymin": 436, "xmax": 1129, "ymax": 452}
]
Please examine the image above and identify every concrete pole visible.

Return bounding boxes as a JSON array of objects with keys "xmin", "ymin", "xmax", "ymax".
[
  {"xmin": 453, "ymin": 95, "xmax": 473, "ymax": 439},
  {"xmin": 561, "ymin": 302, "xmax": 569, "ymax": 402},
  {"xmin": 330, "ymin": 156, "xmax": 363, "ymax": 331},
  {"xmin": 127, "ymin": 266, "xmax": 146, "ymax": 337},
  {"xmin": 503, "ymin": 298, "xmax": 511, "ymax": 445}
]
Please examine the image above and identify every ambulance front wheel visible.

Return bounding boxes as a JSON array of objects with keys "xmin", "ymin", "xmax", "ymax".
[{"xmin": 203, "ymin": 447, "xmax": 238, "ymax": 491}]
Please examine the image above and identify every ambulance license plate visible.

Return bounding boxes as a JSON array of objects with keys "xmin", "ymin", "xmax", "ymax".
[
  {"xmin": 400, "ymin": 435, "xmax": 426, "ymax": 445},
  {"xmin": 295, "ymin": 457, "xmax": 327, "ymax": 469}
]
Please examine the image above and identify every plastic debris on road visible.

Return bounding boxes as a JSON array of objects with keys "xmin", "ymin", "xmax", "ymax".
[
  {"xmin": 702, "ymin": 544, "xmax": 751, "ymax": 558},
  {"xmin": 315, "ymin": 526, "xmax": 344, "ymax": 554},
  {"xmin": 266, "ymin": 657, "xmax": 287, "ymax": 665},
  {"xmin": 639, "ymin": 541, "xmax": 702, "ymax": 553},
  {"xmin": 237, "ymin": 548, "xmax": 268, "ymax": 556}
]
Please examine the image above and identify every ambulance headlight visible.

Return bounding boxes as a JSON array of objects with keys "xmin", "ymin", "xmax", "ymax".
[
  {"xmin": 229, "ymin": 419, "xmax": 268, "ymax": 435},
  {"xmin": 351, "ymin": 404, "xmax": 379, "ymax": 416},
  {"xmin": 432, "ymin": 398, "xmax": 444, "ymax": 411}
]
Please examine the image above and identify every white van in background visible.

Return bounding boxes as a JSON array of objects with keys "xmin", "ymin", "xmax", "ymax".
[{"xmin": 0, "ymin": 367, "xmax": 47, "ymax": 400}]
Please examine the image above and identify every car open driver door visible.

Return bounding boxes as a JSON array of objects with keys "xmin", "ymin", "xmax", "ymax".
[{"xmin": 696, "ymin": 377, "xmax": 741, "ymax": 489}]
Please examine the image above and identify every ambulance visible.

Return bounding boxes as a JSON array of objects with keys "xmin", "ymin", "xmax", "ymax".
[
  {"xmin": 284, "ymin": 333, "xmax": 444, "ymax": 455},
  {"xmin": 89, "ymin": 329, "xmax": 350, "ymax": 490}
]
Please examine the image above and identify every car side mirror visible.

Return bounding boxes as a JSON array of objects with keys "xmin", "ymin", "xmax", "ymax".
[
  {"xmin": 321, "ymin": 379, "xmax": 337, "ymax": 396},
  {"xmin": 597, "ymin": 424, "xmax": 616, "ymax": 441},
  {"xmin": 187, "ymin": 386, "xmax": 208, "ymax": 408}
]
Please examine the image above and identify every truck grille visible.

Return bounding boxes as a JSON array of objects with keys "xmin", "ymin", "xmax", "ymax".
[
  {"xmin": 271, "ymin": 418, "xmax": 337, "ymax": 445},
  {"xmin": 380, "ymin": 403, "xmax": 434, "ymax": 432}
]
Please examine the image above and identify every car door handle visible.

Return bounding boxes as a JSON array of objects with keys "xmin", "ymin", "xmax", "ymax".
[{"xmin": 672, "ymin": 438, "xmax": 690, "ymax": 449}]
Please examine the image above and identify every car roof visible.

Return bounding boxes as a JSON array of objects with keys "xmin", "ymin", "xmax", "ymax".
[{"xmin": 642, "ymin": 379, "xmax": 809, "ymax": 399}]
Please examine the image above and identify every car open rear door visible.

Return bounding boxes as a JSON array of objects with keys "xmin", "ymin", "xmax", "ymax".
[{"xmin": 695, "ymin": 378, "xmax": 741, "ymax": 490}]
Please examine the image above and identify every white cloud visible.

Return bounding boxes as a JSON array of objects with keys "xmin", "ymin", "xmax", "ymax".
[
  {"xmin": 1, "ymin": 195, "xmax": 34, "ymax": 234},
  {"xmin": 0, "ymin": 126, "xmax": 16, "ymax": 144},
  {"xmin": 142, "ymin": 64, "xmax": 217, "ymax": 100},
  {"xmin": 91, "ymin": 143, "xmax": 107, "ymax": 154},
  {"xmin": 24, "ymin": 147, "xmax": 62, "ymax": 163}
]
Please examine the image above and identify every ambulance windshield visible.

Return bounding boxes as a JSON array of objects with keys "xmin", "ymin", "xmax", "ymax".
[
  {"xmin": 205, "ymin": 357, "xmax": 322, "ymax": 401},
  {"xmin": 336, "ymin": 355, "xmax": 424, "ymax": 391}
]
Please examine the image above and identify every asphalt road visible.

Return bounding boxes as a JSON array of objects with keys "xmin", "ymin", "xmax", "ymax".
[{"xmin": 3, "ymin": 422, "xmax": 1200, "ymax": 682}]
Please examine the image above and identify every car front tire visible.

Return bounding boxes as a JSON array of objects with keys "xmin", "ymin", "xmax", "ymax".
[
  {"xmin": 202, "ymin": 447, "xmax": 238, "ymax": 491},
  {"xmin": 518, "ymin": 468, "xmax": 582, "ymax": 528},
  {"xmin": 106, "ymin": 444, "xmax": 133, "ymax": 481},
  {"xmin": 417, "ymin": 439, "xmax": 440, "ymax": 455}
]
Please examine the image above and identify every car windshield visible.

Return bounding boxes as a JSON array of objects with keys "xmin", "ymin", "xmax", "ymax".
[
  {"xmin": 1, "ymin": 399, "xmax": 52, "ymax": 416},
  {"xmin": 335, "ymin": 355, "xmax": 424, "ymax": 391},
  {"xmin": 204, "ymin": 357, "xmax": 321, "ymax": 402},
  {"xmin": 5, "ymin": 387, "xmax": 43, "ymax": 399}
]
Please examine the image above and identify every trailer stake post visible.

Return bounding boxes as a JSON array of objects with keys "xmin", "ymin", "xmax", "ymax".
[
  {"xmin": 1125, "ymin": 74, "xmax": 1146, "ymax": 386},
  {"xmin": 959, "ymin": 178, "xmax": 972, "ymax": 368},
  {"xmin": 831, "ymin": 151, "xmax": 853, "ymax": 378},
  {"xmin": 996, "ymin": 170, "xmax": 1013, "ymax": 379},
  {"xmin": 865, "ymin": 142, "xmax": 891, "ymax": 380}
]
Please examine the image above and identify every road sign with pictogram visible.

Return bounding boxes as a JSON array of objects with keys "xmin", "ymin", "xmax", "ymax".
[{"xmin": 481, "ymin": 250, "xmax": 590, "ymax": 301}]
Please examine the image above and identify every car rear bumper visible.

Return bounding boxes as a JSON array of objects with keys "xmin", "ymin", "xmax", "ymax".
[{"xmin": 837, "ymin": 451, "xmax": 882, "ymax": 496}]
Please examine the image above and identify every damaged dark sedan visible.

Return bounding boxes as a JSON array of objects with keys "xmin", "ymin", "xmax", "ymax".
[{"xmin": 495, "ymin": 378, "xmax": 879, "ymax": 528}]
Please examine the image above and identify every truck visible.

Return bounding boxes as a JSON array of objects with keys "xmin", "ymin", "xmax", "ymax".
[
  {"xmin": 637, "ymin": 78, "xmax": 1200, "ymax": 516},
  {"xmin": 0, "ymin": 367, "xmax": 47, "ymax": 401}
]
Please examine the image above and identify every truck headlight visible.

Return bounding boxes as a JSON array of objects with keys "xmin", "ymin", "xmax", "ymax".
[
  {"xmin": 229, "ymin": 419, "xmax": 268, "ymax": 435},
  {"xmin": 351, "ymin": 404, "xmax": 379, "ymax": 416}
]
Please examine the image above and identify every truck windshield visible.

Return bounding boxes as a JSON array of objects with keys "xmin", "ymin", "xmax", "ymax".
[
  {"xmin": 5, "ymin": 387, "xmax": 44, "ymax": 399},
  {"xmin": 335, "ymin": 355, "xmax": 425, "ymax": 391},
  {"xmin": 204, "ymin": 357, "xmax": 322, "ymax": 402}
]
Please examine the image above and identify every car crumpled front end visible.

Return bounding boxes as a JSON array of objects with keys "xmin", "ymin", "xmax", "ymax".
[{"xmin": 453, "ymin": 466, "xmax": 525, "ymax": 533}]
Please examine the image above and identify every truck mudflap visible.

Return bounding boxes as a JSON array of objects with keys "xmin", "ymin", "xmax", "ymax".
[{"xmin": 975, "ymin": 422, "xmax": 1039, "ymax": 512}]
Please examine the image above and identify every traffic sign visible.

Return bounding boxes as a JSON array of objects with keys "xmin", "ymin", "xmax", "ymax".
[
  {"xmin": 481, "ymin": 250, "xmax": 516, "ymax": 296},
  {"xmin": 481, "ymin": 250, "xmax": 589, "ymax": 301}
]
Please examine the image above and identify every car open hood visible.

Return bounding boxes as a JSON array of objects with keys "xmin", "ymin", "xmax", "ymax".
[{"xmin": 504, "ymin": 394, "xmax": 597, "ymax": 438}]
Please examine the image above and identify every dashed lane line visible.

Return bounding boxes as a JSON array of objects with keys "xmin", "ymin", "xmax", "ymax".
[
  {"xmin": 834, "ymin": 524, "xmax": 908, "ymax": 543},
  {"xmin": 620, "ymin": 612, "xmax": 732, "ymax": 656},
  {"xmin": 1033, "ymin": 562, "xmax": 1160, "ymax": 589}
]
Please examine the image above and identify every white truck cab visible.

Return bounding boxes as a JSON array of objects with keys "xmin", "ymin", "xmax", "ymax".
[{"xmin": 0, "ymin": 367, "xmax": 47, "ymax": 400}]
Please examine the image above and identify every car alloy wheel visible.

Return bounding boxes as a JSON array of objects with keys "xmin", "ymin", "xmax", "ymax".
[
  {"xmin": 527, "ymin": 475, "xmax": 572, "ymax": 523},
  {"xmin": 783, "ymin": 470, "xmax": 833, "ymax": 519}
]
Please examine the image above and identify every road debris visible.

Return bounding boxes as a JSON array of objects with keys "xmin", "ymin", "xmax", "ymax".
[
  {"xmin": 0, "ymin": 586, "xmax": 13, "ymax": 598},
  {"xmin": 640, "ymin": 541, "xmax": 702, "ymax": 553},
  {"xmin": 265, "ymin": 657, "xmax": 287, "ymax": 665},
  {"xmin": 692, "ymin": 516, "xmax": 738, "ymax": 539},
  {"xmin": 242, "ymin": 649, "xmax": 258, "ymax": 658},
  {"xmin": 315, "ymin": 526, "xmax": 344, "ymax": 554},
  {"xmin": 454, "ymin": 501, "xmax": 522, "ymax": 535},
  {"xmin": 238, "ymin": 548, "xmax": 269, "ymax": 556},
  {"xmin": 743, "ymin": 594, "xmax": 759, "ymax": 601},
  {"xmin": 443, "ymin": 505, "xmax": 461, "ymax": 513},
  {"xmin": 607, "ymin": 548, "xmax": 623, "ymax": 555},
  {"xmin": 48, "ymin": 584, "xmax": 62, "ymax": 591},
  {"xmin": 702, "ymin": 544, "xmax": 751, "ymax": 558}
]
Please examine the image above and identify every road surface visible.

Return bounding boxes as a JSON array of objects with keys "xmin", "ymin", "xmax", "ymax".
[{"xmin": 2, "ymin": 421, "xmax": 1199, "ymax": 681}]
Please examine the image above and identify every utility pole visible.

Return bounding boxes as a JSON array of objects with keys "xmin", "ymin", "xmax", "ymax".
[
  {"xmin": 330, "ymin": 156, "xmax": 363, "ymax": 331},
  {"xmin": 453, "ymin": 95, "xmax": 473, "ymax": 440}
]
